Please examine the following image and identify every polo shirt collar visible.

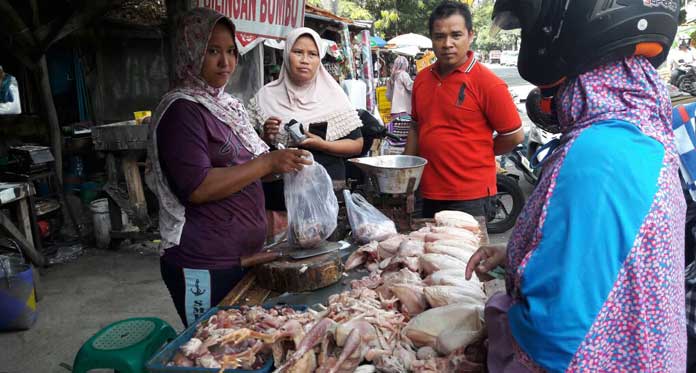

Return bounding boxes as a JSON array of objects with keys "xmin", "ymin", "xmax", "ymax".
[{"xmin": 430, "ymin": 50, "xmax": 477, "ymax": 77}]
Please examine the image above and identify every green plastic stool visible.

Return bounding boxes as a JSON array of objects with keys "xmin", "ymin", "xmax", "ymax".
[{"xmin": 72, "ymin": 317, "xmax": 176, "ymax": 373}]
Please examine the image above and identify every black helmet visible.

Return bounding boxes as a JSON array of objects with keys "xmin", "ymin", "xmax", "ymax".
[
  {"xmin": 492, "ymin": 0, "xmax": 679, "ymax": 87},
  {"xmin": 526, "ymin": 87, "xmax": 560, "ymax": 133}
]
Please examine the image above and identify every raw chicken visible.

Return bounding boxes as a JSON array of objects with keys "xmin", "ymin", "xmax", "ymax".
[
  {"xmin": 424, "ymin": 242, "xmax": 475, "ymax": 263},
  {"xmin": 353, "ymin": 365, "xmax": 377, "ymax": 373},
  {"xmin": 425, "ymin": 269, "xmax": 480, "ymax": 287},
  {"xmin": 419, "ymin": 253, "xmax": 468, "ymax": 275},
  {"xmin": 380, "ymin": 255, "xmax": 420, "ymax": 273},
  {"xmin": 434, "ymin": 210, "xmax": 480, "ymax": 232},
  {"xmin": 354, "ymin": 221, "xmax": 397, "ymax": 243},
  {"xmin": 389, "ymin": 283, "xmax": 427, "ymax": 317},
  {"xmin": 423, "ymin": 285, "xmax": 486, "ymax": 308},
  {"xmin": 428, "ymin": 239, "xmax": 479, "ymax": 255},
  {"xmin": 377, "ymin": 235, "xmax": 405, "ymax": 259},
  {"xmin": 416, "ymin": 346, "xmax": 437, "ymax": 360},
  {"xmin": 382, "ymin": 268, "xmax": 423, "ymax": 286},
  {"xmin": 429, "ymin": 226, "xmax": 479, "ymax": 243},
  {"xmin": 402, "ymin": 302, "xmax": 484, "ymax": 354},
  {"xmin": 424, "ymin": 233, "xmax": 459, "ymax": 243},
  {"xmin": 436, "ymin": 326, "xmax": 484, "ymax": 355},
  {"xmin": 274, "ymin": 318, "xmax": 336, "ymax": 373},
  {"xmin": 344, "ymin": 241, "xmax": 379, "ymax": 270},
  {"xmin": 408, "ymin": 227, "xmax": 431, "ymax": 241},
  {"xmin": 172, "ymin": 352, "xmax": 194, "ymax": 367},
  {"xmin": 397, "ymin": 238, "xmax": 425, "ymax": 257},
  {"xmin": 409, "ymin": 232, "xmax": 428, "ymax": 241}
]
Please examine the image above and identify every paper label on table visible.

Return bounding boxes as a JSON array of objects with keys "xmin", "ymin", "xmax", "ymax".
[{"xmin": 0, "ymin": 188, "xmax": 16, "ymax": 204}]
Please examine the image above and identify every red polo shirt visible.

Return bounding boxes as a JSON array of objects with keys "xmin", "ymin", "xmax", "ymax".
[{"xmin": 412, "ymin": 52, "xmax": 521, "ymax": 200}]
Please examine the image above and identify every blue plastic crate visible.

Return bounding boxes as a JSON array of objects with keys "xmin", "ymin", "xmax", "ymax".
[{"xmin": 146, "ymin": 305, "xmax": 306, "ymax": 373}]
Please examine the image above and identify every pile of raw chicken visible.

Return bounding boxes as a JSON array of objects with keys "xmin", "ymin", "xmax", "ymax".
[{"xmin": 169, "ymin": 211, "xmax": 499, "ymax": 372}]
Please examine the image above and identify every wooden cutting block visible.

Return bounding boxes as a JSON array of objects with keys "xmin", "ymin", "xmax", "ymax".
[{"xmin": 253, "ymin": 248, "xmax": 344, "ymax": 293}]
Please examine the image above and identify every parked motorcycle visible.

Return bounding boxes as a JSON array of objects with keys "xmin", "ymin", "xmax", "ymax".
[{"xmin": 672, "ymin": 63, "xmax": 696, "ymax": 96}]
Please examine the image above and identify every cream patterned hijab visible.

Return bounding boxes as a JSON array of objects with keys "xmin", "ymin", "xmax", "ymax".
[{"xmin": 252, "ymin": 27, "xmax": 362, "ymax": 144}]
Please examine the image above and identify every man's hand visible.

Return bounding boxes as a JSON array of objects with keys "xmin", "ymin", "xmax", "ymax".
[
  {"xmin": 494, "ymin": 128, "xmax": 525, "ymax": 155},
  {"xmin": 465, "ymin": 244, "xmax": 507, "ymax": 281}
]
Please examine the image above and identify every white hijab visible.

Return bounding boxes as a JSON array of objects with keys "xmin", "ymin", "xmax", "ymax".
[{"xmin": 254, "ymin": 27, "xmax": 362, "ymax": 143}]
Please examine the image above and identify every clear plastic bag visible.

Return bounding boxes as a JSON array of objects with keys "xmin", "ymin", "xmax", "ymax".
[
  {"xmin": 284, "ymin": 154, "xmax": 339, "ymax": 248},
  {"xmin": 343, "ymin": 190, "xmax": 397, "ymax": 243}
]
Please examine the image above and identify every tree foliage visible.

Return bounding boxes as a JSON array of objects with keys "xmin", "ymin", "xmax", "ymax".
[
  {"xmin": 470, "ymin": 0, "xmax": 519, "ymax": 51},
  {"xmin": 306, "ymin": 0, "xmax": 518, "ymax": 49}
]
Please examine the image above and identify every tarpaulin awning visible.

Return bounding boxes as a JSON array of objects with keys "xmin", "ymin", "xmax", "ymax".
[{"xmin": 370, "ymin": 36, "xmax": 387, "ymax": 47}]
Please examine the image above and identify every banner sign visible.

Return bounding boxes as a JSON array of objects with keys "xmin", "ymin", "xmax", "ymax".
[{"xmin": 192, "ymin": 0, "xmax": 306, "ymax": 48}]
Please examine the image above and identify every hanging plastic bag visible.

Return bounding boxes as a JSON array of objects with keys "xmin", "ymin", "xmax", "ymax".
[
  {"xmin": 284, "ymin": 154, "xmax": 338, "ymax": 248},
  {"xmin": 343, "ymin": 190, "xmax": 397, "ymax": 243}
]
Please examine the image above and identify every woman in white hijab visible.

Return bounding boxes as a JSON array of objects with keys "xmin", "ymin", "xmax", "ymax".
[{"xmin": 248, "ymin": 27, "xmax": 363, "ymax": 183}]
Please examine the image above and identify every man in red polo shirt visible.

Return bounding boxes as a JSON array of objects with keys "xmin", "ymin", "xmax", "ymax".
[{"xmin": 405, "ymin": 1, "xmax": 524, "ymax": 219}]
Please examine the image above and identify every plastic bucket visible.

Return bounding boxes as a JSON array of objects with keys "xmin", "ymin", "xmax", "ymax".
[
  {"xmin": 0, "ymin": 256, "xmax": 37, "ymax": 330},
  {"xmin": 80, "ymin": 181, "xmax": 100, "ymax": 204},
  {"xmin": 90, "ymin": 199, "xmax": 130, "ymax": 249},
  {"xmin": 90, "ymin": 199, "xmax": 111, "ymax": 249}
]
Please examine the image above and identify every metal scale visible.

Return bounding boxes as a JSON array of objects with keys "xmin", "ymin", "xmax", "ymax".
[{"xmin": 347, "ymin": 155, "xmax": 427, "ymax": 232}]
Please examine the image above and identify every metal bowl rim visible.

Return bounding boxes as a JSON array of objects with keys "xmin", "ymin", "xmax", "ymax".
[{"xmin": 348, "ymin": 155, "xmax": 428, "ymax": 170}]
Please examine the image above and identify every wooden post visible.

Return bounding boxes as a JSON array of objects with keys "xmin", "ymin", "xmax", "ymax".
[
  {"xmin": 16, "ymin": 198, "xmax": 35, "ymax": 248},
  {"xmin": 121, "ymin": 153, "xmax": 149, "ymax": 226},
  {"xmin": 36, "ymin": 55, "xmax": 64, "ymax": 185},
  {"xmin": 0, "ymin": 210, "xmax": 46, "ymax": 267}
]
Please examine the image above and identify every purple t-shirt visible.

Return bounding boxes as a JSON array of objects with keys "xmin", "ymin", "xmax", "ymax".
[{"xmin": 157, "ymin": 99, "xmax": 266, "ymax": 269}]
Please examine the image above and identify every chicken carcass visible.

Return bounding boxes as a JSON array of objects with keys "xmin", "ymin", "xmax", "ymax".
[
  {"xmin": 273, "ymin": 318, "xmax": 336, "ymax": 373},
  {"xmin": 389, "ymin": 283, "xmax": 427, "ymax": 317},
  {"xmin": 344, "ymin": 241, "xmax": 379, "ymax": 270},
  {"xmin": 354, "ymin": 221, "xmax": 397, "ymax": 244},
  {"xmin": 378, "ymin": 235, "xmax": 405, "ymax": 259},
  {"xmin": 429, "ymin": 226, "xmax": 479, "ymax": 243},
  {"xmin": 434, "ymin": 211, "xmax": 480, "ymax": 232},
  {"xmin": 424, "ymin": 242, "xmax": 475, "ymax": 264},
  {"xmin": 397, "ymin": 238, "xmax": 425, "ymax": 257},
  {"xmin": 428, "ymin": 239, "xmax": 479, "ymax": 254},
  {"xmin": 380, "ymin": 255, "xmax": 420, "ymax": 273},
  {"xmin": 382, "ymin": 268, "xmax": 423, "ymax": 286},
  {"xmin": 402, "ymin": 302, "xmax": 485, "ymax": 354},
  {"xmin": 425, "ymin": 269, "xmax": 480, "ymax": 287},
  {"xmin": 408, "ymin": 227, "xmax": 431, "ymax": 241},
  {"xmin": 423, "ymin": 285, "xmax": 486, "ymax": 308},
  {"xmin": 419, "ymin": 253, "xmax": 468, "ymax": 275}
]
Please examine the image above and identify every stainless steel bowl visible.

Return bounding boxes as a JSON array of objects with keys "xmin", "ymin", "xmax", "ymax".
[{"xmin": 348, "ymin": 155, "xmax": 428, "ymax": 194}]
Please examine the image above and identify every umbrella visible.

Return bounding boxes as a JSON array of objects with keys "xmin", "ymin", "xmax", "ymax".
[
  {"xmin": 371, "ymin": 35, "xmax": 387, "ymax": 48},
  {"xmin": 387, "ymin": 33, "xmax": 432, "ymax": 49},
  {"xmin": 392, "ymin": 45, "xmax": 421, "ymax": 57}
]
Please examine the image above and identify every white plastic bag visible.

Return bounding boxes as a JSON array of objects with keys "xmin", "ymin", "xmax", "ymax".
[
  {"xmin": 343, "ymin": 190, "xmax": 397, "ymax": 243},
  {"xmin": 284, "ymin": 154, "xmax": 338, "ymax": 248}
]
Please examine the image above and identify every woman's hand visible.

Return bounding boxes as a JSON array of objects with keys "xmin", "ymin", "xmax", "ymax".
[
  {"xmin": 264, "ymin": 148, "xmax": 312, "ymax": 174},
  {"xmin": 465, "ymin": 244, "xmax": 507, "ymax": 282},
  {"xmin": 262, "ymin": 116, "xmax": 282, "ymax": 144},
  {"xmin": 299, "ymin": 131, "xmax": 326, "ymax": 151}
]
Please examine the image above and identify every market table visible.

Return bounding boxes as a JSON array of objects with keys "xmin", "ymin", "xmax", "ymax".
[
  {"xmin": 218, "ymin": 245, "xmax": 365, "ymax": 308},
  {"xmin": 218, "ymin": 218, "xmax": 438, "ymax": 308},
  {"xmin": 0, "ymin": 182, "xmax": 45, "ymax": 266}
]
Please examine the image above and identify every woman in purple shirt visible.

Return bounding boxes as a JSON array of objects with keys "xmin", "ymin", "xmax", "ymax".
[{"xmin": 146, "ymin": 8, "xmax": 310, "ymax": 326}]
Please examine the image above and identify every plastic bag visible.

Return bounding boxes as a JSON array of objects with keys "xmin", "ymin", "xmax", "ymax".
[
  {"xmin": 343, "ymin": 190, "xmax": 397, "ymax": 243},
  {"xmin": 284, "ymin": 154, "xmax": 338, "ymax": 248}
]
